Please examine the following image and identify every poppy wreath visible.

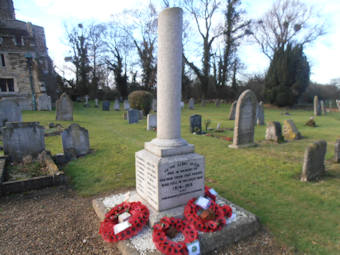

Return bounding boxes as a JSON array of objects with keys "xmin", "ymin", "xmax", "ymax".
[
  {"xmin": 204, "ymin": 186, "xmax": 217, "ymax": 201},
  {"xmin": 99, "ymin": 201, "xmax": 149, "ymax": 243},
  {"xmin": 152, "ymin": 217, "xmax": 198, "ymax": 255},
  {"xmin": 184, "ymin": 198, "xmax": 233, "ymax": 233}
]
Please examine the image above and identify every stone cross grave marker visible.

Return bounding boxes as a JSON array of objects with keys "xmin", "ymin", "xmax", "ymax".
[
  {"xmin": 229, "ymin": 90, "xmax": 257, "ymax": 148},
  {"xmin": 190, "ymin": 114, "xmax": 202, "ymax": 134},
  {"xmin": 265, "ymin": 121, "xmax": 284, "ymax": 143},
  {"xmin": 147, "ymin": 114, "xmax": 157, "ymax": 131},
  {"xmin": 0, "ymin": 98, "xmax": 22, "ymax": 130},
  {"xmin": 114, "ymin": 99, "xmax": 120, "ymax": 111},
  {"xmin": 127, "ymin": 109, "xmax": 140, "ymax": 124},
  {"xmin": 301, "ymin": 140, "xmax": 327, "ymax": 181},
  {"xmin": 135, "ymin": 8, "xmax": 204, "ymax": 212},
  {"xmin": 62, "ymin": 123, "xmax": 90, "ymax": 160},
  {"xmin": 256, "ymin": 101, "xmax": 265, "ymax": 125},
  {"xmin": 37, "ymin": 94, "xmax": 52, "ymax": 111},
  {"xmin": 56, "ymin": 93, "xmax": 73, "ymax": 121},
  {"xmin": 102, "ymin": 100, "xmax": 110, "ymax": 111},
  {"xmin": 228, "ymin": 100, "xmax": 237, "ymax": 120},
  {"xmin": 283, "ymin": 119, "xmax": 301, "ymax": 140},
  {"xmin": 314, "ymin": 96, "xmax": 321, "ymax": 116},
  {"xmin": 188, "ymin": 97, "xmax": 194, "ymax": 109}
]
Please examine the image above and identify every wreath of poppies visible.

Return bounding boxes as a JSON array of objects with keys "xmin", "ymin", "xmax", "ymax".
[
  {"xmin": 184, "ymin": 187, "xmax": 233, "ymax": 233},
  {"xmin": 99, "ymin": 201, "xmax": 149, "ymax": 243},
  {"xmin": 152, "ymin": 217, "xmax": 198, "ymax": 255}
]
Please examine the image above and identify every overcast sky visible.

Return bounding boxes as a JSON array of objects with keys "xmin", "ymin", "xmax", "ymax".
[{"xmin": 13, "ymin": 0, "xmax": 340, "ymax": 84}]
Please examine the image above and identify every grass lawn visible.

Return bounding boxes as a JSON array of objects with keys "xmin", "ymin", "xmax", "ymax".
[{"xmin": 20, "ymin": 101, "xmax": 339, "ymax": 255}]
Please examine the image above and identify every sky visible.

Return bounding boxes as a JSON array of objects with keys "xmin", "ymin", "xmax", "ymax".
[{"xmin": 13, "ymin": 0, "xmax": 340, "ymax": 84}]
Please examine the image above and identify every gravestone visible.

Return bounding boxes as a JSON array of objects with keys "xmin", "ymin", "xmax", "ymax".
[
  {"xmin": 37, "ymin": 94, "xmax": 52, "ymax": 111},
  {"xmin": 228, "ymin": 101, "xmax": 237, "ymax": 120},
  {"xmin": 335, "ymin": 139, "xmax": 340, "ymax": 163},
  {"xmin": 84, "ymin": 95, "xmax": 89, "ymax": 107},
  {"xmin": 139, "ymin": 110, "xmax": 144, "ymax": 120},
  {"xmin": 301, "ymin": 140, "xmax": 327, "ymax": 182},
  {"xmin": 102, "ymin": 100, "xmax": 110, "ymax": 111},
  {"xmin": 190, "ymin": 114, "xmax": 202, "ymax": 134},
  {"xmin": 152, "ymin": 99, "xmax": 157, "ymax": 112},
  {"xmin": 201, "ymin": 99, "xmax": 206, "ymax": 107},
  {"xmin": 314, "ymin": 96, "xmax": 321, "ymax": 116},
  {"xmin": 216, "ymin": 122, "xmax": 222, "ymax": 131},
  {"xmin": 229, "ymin": 90, "xmax": 257, "ymax": 148},
  {"xmin": 188, "ymin": 97, "xmax": 194, "ymax": 109},
  {"xmin": 135, "ymin": 8, "xmax": 204, "ymax": 211},
  {"xmin": 265, "ymin": 121, "xmax": 284, "ymax": 143},
  {"xmin": 114, "ymin": 99, "xmax": 120, "ymax": 111},
  {"xmin": 127, "ymin": 109, "xmax": 139, "ymax": 124},
  {"xmin": 0, "ymin": 98, "xmax": 22, "ymax": 129},
  {"xmin": 320, "ymin": 100, "xmax": 326, "ymax": 115},
  {"xmin": 147, "ymin": 114, "xmax": 157, "ymax": 131},
  {"xmin": 215, "ymin": 99, "xmax": 220, "ymax": 107},
  {"xmin": 3, "ymin": 122, "xmax": 45, "ymax": 162},
  {"xmin": 123, "ymin": 100, "xmax": 130, "ymax": 110},
  {"xmin": 283, "ymin": 119, "xmax": 301, "ymax": 140},
  {"xmin": 95, "ymin": 98, "xmax": 99, "ymax": 108},
  {"xmin": 56, "ymin": 93, "xmax": 73, "ymax": 121},
  {"xmin": 256, "ymin": 101, "xmax": 265, "ymax": 125},
  {"xmin": 62, "ymin": 123, "xmax": 90, "ymax": 159},
  {"xmin": 180, "ymin": 101, "xmax": 184, "ymax": 109},
  {"xmin": 336, "ymin": 100, "xmax": 340, "ymax": 110}
]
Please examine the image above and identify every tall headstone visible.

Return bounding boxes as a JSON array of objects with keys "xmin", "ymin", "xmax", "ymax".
[
  {"xmin": 127, "ymin": 109, "xmax": 139, "ymax": 124},
  {"xmin": 265, "ymin": 121, "xmax": 284, "ymax": 143},
  {"xmin": 335, "ymin": 139, "xmax": 340, "ymax": 163},
  {"xmin": 228, "ymin": 101, "xmax": 237, "ymax": 120},
  {"xmin": 0, "ymin": 98, "xmax": 22, "ymax": 129},
  {"xmin": 56, "ymin": 93, "xmax": 73, "ymax": 121},
  {"xmin": 95, "ymin": 98, "xmax": 99, "ymax": 108},
  {"xmin": 102, "ymin": 100, "xmax": 110, "ymax": 111},
  {"xmin": 188, "ymin": 97, "xmax": 194, "ymax": 109},
  {"xmin": 152, "ymin": 99, "xmax": 157, "ymax": 112},
  {"xmin": 147, "ymin": 114, "xmax": 157, "ymax": 131},
  {"xmin": 283, "ymin": 119, "xmax": 301, "ymax": 140},
  {"xmin": 3, "ymin": 122, "xmax": 45, "ymax": 162},
  {"xmin": 190, "ymin": 114, "xmax": 202, "ymax": 134},
  {"xmin": 301, "ymin": 140, "xmax": 327, "ymax": 182},
  {"xmin": 229, "ymin": 90, "xmax": 257, "ymax": 148},
  {"xmin": 135, "ymin": 8, "xmax": 204, "ymax": 212},
  {"xmin": 37, "ymin": 94, "xmax": 52, "ymax": 111},
  {"xmin": 114, "ymin": 99, "xmax": 120, "ymax": 111},
  {"xmin": 256, "ymin": 101, "xmax": 265, "ymax": 125},
  {"xmin": 314, "ymin": 96, "xmax": 321, "ymax": 116},
  {"xmin": 124, "ymin": 100, "xmax": 130, "ymax": 110},
  {"xmin": 62, "ymin": 123, "xmax": 90, "ymax": 159},
  {"xmin": 320, "ymin": 100, "xmax": 326, "ymax": 115},
  {"xmin": 84, "ymin": 95, "xmax": 89, "ymax": 107}
]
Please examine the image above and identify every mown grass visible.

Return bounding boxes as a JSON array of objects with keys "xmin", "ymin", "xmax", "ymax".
[{"xmin": 21, "ymin": 101, "xmax": 340, "ymax": 255}]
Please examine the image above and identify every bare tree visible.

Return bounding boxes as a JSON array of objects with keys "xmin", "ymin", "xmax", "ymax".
[{"xmin": 251, "ymin": 0, "xmax": 325, "ymax": 60}]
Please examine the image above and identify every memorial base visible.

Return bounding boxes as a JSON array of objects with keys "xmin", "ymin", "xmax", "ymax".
[{"xmin": 92, "ymin": 190, "xmax": 260, "ymax": 255}]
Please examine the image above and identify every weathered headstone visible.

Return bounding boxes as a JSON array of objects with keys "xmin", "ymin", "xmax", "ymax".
[
  {"xmin": 62, "ymin": 123, "xmax": 90, "ymax": 159},
  {"xmin": 228, "ymin": 101, "xmax": 237, "ymax": 120},
  {"xmin": 152, "ymin": 99, "xmax": 157, "ymax": 112},
  {"xmin": 114, "ymin": 99, "xmax": 120, "ymax": 111},
  {"xmin": 188, "ymin": 97, "xmax": 194, "ymax": 110},
  {"xmin": 84, "ymin": 95, "xmax": 89, "ymax": 107},
  {"xmin": 139, "ymin": 110, "xmax": 144, "ymax": 120},
  {"xmin": 123, "ymin": 100, "xmax": 130, "ymax": 110},
  {"xmin": 135, "ymin": 8, "xmax": 204, "ymax": 211},
  {"xmin": 201, "ymin": 99, "xmax": 206, "ymax": 107},
  {"xmin": 256, "ymin": 101, "xmax": 265, "ymax": 125},
  {"xmin": 301, "ymin": 140, "xmax": 327, "ymax": 181},
  {"xmin": 215, "ymin": 99, "xmax": 220, "ymax": 107},
  {"xmin": 190, "ymin": 114, "xmax": 202, "ymax": 134},
  {"xmin": 127, "ymin": 109, "xmax": 139, "ymax": 124},
  {"xmin": 147, "ymin": 114, "xmax": 157, "ymax": 131},
  {"xmin": 283, "ymin": 119, "xmax": 301, "ymax": 140},
  {"xmin": 37, "ymin": 94, "xmax": 52, "ymax": 111},
  {"xmin": 335, "ymin": 139, "xmax": 340, "ymax": 163},
  {"xmin": 102, "ymin": 100, "xmax": 110, "ymax": 111},
  {"xmin": 229, "ymin": 90, "xmax": 257, "ymax": 148},
  {"xmin": 0, "ymin": 98, "xmax": 22, "ymax": 129},
  {"xmin": 314, "ymin": 96, "xmax": 321, "ymax": 116},
  {"xmin": 95, "ymin": 98, "xmax": 99, "ymax": 108},
  {"xmin": 56, "ymin": 93, "xmax": 73, "ymax": 121},
  {"xmin": 3, "ymin": 122, "xmax": 45, "ymax": 162},
  {"xmin": 265, "ymin": 121, "xmax": 284, "ymax": 143},
  {"xmin": 320, "ymin": 100, "xmax": 326, "ymax": 115}
]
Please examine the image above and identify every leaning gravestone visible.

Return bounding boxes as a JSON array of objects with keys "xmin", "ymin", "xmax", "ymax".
[
  {"xmin": 114, "ymin": 99, "xmax": 120, "ymax": 111},
  {"xmin": 190, "ymin": 114, "xmax": 202, "ymax": 134},
  {"xmin": 37, "ymin": 94, "xmax": 52, "ymax": 111},
  {"xmin": 335, "ymin": 139, "xmax": 340, "ymax": 163},
  {"xmin": 314, "ymin": 96, "xmax": 321, "ymax": 116},
  {"xmin": 265, "ymin": 121, "xmax": 284, "ymax": 143},
  {"xmin": 256, "ymin": 101, "xmax": 265, "ymax": 125},
  {"xmin": 152, "ymin": 99, "xmax": 157, "ymax": 112},
  {"xmin": 147, "ymin": 114, "xmax": 157, "ymax": 131},
  {"xmin": 283, "ymin": 119, "xmax": 301, "ymax": 140},
  {"xmin": 229, "ymin": 90, "xmax": 257, "ymax": 148},
  {"xmin": 123, "ymin": 100, "xmax": 130, "ymax": 110},
  {"xmin": 301, "ymin": 140, "xmax": 327, "ymax": 181},
  {"xmin": 127, "ymin": 109, "xmax": 139, "ymax": 124},
  {"xmin": 3, "ymin": 122, "xmax": 45, "ymax": 162},
  {"xmin": 320, "ymin": 100, "xmax": 326, "ymax": 115},
  {"xmin": 102, "ymin": 100, "xmax": 110, "ymax": 111},
  {"xmin": 188, "ymin": 97, "xmax": 194, "ymax": 109},
  {"xmin": 56, "ymin": 93, "xmax": 73, "ymax": 121},
  {"xmin": 0, "ymin": 98, "xmax": 22, "ymax": 129},
  {"xmin": 62, "ymin": 123, "xmax": 90, "ymax": 159},
  {"xmin": 228, "ymin": 100, "xmax": 237, "ymax": 120}
]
